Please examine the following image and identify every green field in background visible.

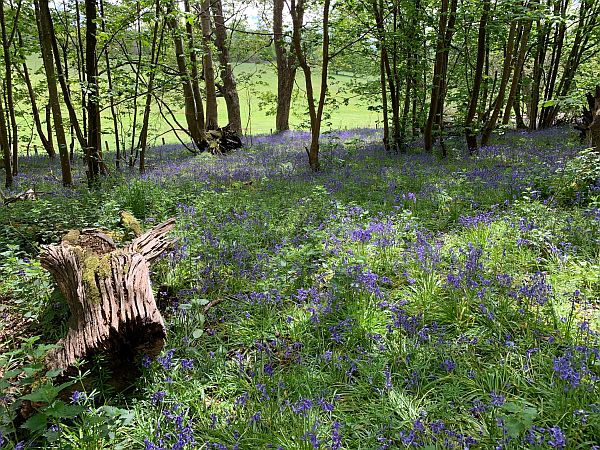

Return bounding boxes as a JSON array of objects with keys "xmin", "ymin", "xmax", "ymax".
[{"xmin": 13, "ymin": 62, "xmax": 380, "ymax": 156}]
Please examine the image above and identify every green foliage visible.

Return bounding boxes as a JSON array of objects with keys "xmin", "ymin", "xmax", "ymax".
[{"xmin": 551, "ymin": 148, "xmax": 600, "ymax": 204}]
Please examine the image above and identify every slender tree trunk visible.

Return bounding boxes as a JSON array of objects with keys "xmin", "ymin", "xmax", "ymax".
[
  {"xmin": 183, "ymin": 0, "xmax": 205, "ymax": 133},
  {"xmin": 138, "ymin": 2, "xmax": 165, "ymax": 173},
  {"xmin": 542, "ymin": 0, "xmax": 598, "ymax": 127},
  {"xmin": 291, "ymin": 0, "xmax": 330, "ymax": 170},
  {"xmin": 0, "ymin": 0, "xmax": 18, "ymax": 176},
  {"xmin": 18, "ymin": 32, "xmax": 55, "ymax": 158},
  {"xmin": 373, "ymin": 0, "xmax": 399, "ymax": 152},
  {"xmin": 165, "ymin": 0, "xmax": 205, "ymax": 150},
  {"xmin": 100, "ymin": 0, "xmax": 120, "ymax": 169},
  {"xmin": 211, "ymin": 0, "xmax": 241, "ymax": 134},
  {"xmin": 273, "ymin": 0, "xmax": 299, "ymax": 133},
  {"xmin": 85, "ymin": 0, "xmax": 101, "ymax": 184},
  {"xmin": 40, "ymin": 0, "xmax": 87, "ymax": 152},
  {"xmin": 35, "ymin": 0, "xmax": 72, "ymax": 185},
  {"xmin": 75, "ymin": 0, "xmax": 87, "ymax": 136},
  {"xmin": 514, "ymin": 83, "xmax": 526, "ymax": 128},
  {"xmin": 380, "ymin": 44, "xmax": 389, "ymax": 151},
  {"xmin": 129, "ymin": 1, "xmax": 143, "ymax": 167},
  {"xmin": 502, "ymin": 19, "xmax": 532, "ymax": 125},
  {"xmin": 424, "ymin": 0, "xmax": 457, "ymax": 151},
  {"xmin": 200, "ymin": 0, "xmax": 218, "ymax": 130},
  {"xmin": 529, "ymin": 17, "xmax": 548, "ymax": 130},
  {"xmin": 590, "ymin": 86, "xmax": 600, "ymax": 153},
  {"xmin": 0, "ymin": 85, "xmax": 12, "ymax": 187},
  {"xmin": 465, "ymin": 0, "xmax": 490, "ymax": 155},
  {"xmin": 480, "ymin": 20, "xmax": 518, "ymax": 147}
]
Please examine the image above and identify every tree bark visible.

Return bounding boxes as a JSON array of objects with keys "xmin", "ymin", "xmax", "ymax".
[
  {"xmin": 40, "ymin": 218, "xmax": 176, "ymax": 372},
  {"xmin": 424, "ymin": 0, "xmax": 457, "ymax": 152},
  {"xmin": 0, "ymin": 85, "xmax": 11, "ymax": 188},
  {"xmin": 200, "ymin": 0, "xmax": 218, "ymax": 130},
  {"xmin": 35, "ymin": 0, "xmax": 72, "ymax": 186},
  {"xmin": 529, "ymin": 16, "xmax": 548, "ymax": 130},
  {"xmin": 39, "ymin": 0, "xmax": 88, "ymax": 152},
  {"xmin": 590, "ymin": 86, "xmax": 600, "ymax": 153},
  {"xmin": 291, "ymin": 0, "xmax": 330, "ymax": 170},
  {"xmin": 273, "ymin": 0, "xmax": 299, "ymax": 133},
  {"xmin": 480, "ymin": 19, "xmax": 518, "ymax": 147},
  {"xmin": 99, "ymin": 0, "xmax": 121, "ymax": 169},
  {"xmin": 541, "ymin": 0, "xmax": 598, "ymax": 128},
  {"xmin": 85, "ymin": 0, "xmax": 101, "ymax": 184},
  {"xmin": 138, "ymin": 1, "xmax": 165, "ymax": 173},
  {"xmin": 502, "ymin": 18, "xmax": 532, "ymax": 125},
  {"xmin": 183, "ymin": 0, "xmax": 205, "ymax": 134},
  {"xmin": 465, "ymin": 0, "xmax": 490, "ymax": 155},
  {"xmin": 166, "ymin": 0, "xmax": 206, "ymax": 150},
  {"xmin": 211, "ymin": 0, "xmax": 241, "ymax": 135},
  {"xmin": 18, "ymin": 30, "xmax": 55, "ymax": 158},
  {"xmin": 0, "ymin": 0, "xmax": 19, "ymax": 176}
]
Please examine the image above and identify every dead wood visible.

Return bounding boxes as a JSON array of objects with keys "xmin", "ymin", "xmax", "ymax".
[{"xmin": 40, "ymin": 218, "xmax": 176, "ymax": 372}]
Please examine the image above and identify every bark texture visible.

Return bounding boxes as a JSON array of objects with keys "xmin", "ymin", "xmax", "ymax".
[
  {"xmin": 590, "ymin": 86, "xmax": 600, "ymax": 153},
  {"xmin": 40, "ymin": 218, "xmax": 176, "ymax": 372}
]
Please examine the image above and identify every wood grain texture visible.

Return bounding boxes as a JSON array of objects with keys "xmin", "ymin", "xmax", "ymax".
[{"xmin": 40, "ymin": 218, "xmax": 175, "ymax": 371}]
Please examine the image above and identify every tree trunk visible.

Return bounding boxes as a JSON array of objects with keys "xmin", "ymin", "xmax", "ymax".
[
  {"xmin": 465, "ymin": 0, "xmax": 490, "ymax": 155},
  {"xmin": 373, "ymin": 0, "xmax": 399, "ymax": 152},
  {"xmin": 424, "ymin": 0, "xmax": 457, "ymax": 152},
  {"xmin": 18, "ymin": 32, "xmax": 55, "ymax": 158},
  {"xmin": 99, "ymin": 0, "xmax": 120, "ymax": 169},
  {"xmin": 529, "ymin": 17, "xmax": 548, "ymax": 130},
  {"xmin": 166, "ymin": 0, "xmax": 206, "ymax": 150},
  {"xmin": 542, "ymin": 0, "xmax": 598, "ymax": 128},
  {"xmin": 35, "ymin": 0, "xmax": 72, "ymax": 186},
  {"xmin": 138, "ymin": 1, "xmax": 164, "ymax": 173},
  {"xmin": 480, "ymin": 19, "xmax": 518, "ymax": 147},
  {"xmin": 291, "ymin": 0, "xmax": 330, "ymax": 171},
  {"xmin": 0, "ymin": 0, "xmax": 18, "ymax": 176},
  {"xmin": 200, "ymin": 0, "xmax": 218, "ymax": 130},
  {"xmin": 182, "ymin": 0, "xmax": 205, "ymax": 134},
  {"xmin": 85, "ymin": 0, "xmax": 101, "ymax": 184},
  {"xmin": 590, "ymin": 86, "xmax": 600, "ymax": 153},
  {"xmin": 380, "ymin": 44, "xmax": 389, "ymax": 151},
  {"xmin": 273, "ymin": 0, "xmax": 298, "ymax": 133},
  {"xmin": 502, "ymin": 18, "xmax": 532, "ymax": 125},
  {"xmin": 39, "ymin": 0, "xmax": 88, "ymax": 152},
  {"xmin": 40, "ymin": 218, "xmax": 176, "ymax": 372},
  {"xmin": 211, "ymin": 0, "xmax": 242, "ymax": 135},
  {"xmin": 0, "ymin": 85, "xmax": 11, "ymax": 188}
]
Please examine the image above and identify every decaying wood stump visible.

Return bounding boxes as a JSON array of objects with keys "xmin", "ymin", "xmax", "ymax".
[{"xmin": 40, "ymin": 218, "xmax": 176, "ymax": 372}]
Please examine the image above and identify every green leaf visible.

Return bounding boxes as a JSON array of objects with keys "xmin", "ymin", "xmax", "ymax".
[
  {"xmin": 192, "ymin": 329, "xmax": 204, "ymax": 339},
  {"xmin": 542, "ymin": 99, "xmax": 556, "ymax": 107},
  {"xmin": 22, "ymin": 413, "xmax": 47, "ymax": 432},
  {"xmin": 45, "ymin": 401, "xmax": 85, "ymax": 419},
  {"xmin": 22, "ymin": 384, "xmax": 60, "ymax": 403}
]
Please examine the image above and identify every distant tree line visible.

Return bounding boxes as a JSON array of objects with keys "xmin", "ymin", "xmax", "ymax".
[{"xmin": 0, "ymin": 0, "xmax": 598, "ymax": 185}]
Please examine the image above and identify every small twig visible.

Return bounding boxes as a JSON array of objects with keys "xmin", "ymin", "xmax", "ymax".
[{"xmin": 203, "ymin": 298, "xmax": 225, "ymax": 314}]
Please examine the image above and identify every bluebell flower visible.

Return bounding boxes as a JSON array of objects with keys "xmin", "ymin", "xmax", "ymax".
[
  {"xmin": 489, "ymin": 392, "xmax": 505, "ymax": 407},
  {"xmin": 547, "ymin": 426, "xmax": 566, "ymax": 449}
]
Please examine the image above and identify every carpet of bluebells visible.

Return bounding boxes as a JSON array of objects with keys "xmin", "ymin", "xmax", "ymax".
[{"xmin": 1, "ymin": 127, "xmax": 599, "ymax": 449}]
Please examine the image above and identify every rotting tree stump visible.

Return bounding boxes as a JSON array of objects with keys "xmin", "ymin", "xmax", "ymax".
[{"xmin": 40, "ymin": 218, "xmax": 176, "ymax": 372}]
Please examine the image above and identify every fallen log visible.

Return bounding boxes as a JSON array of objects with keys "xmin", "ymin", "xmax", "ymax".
[
  {"xmin": 1, "ymin": 188, "xmax": 37, "ymax": 206},
  {"xmin": 40, "ymin": 217, "xmax": 176, "ymax": 372}
]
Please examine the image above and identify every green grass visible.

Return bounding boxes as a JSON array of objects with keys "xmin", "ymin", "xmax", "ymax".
[{"xmin": 13, "ymin": 61, "xmax": 379, "ymax": 157}]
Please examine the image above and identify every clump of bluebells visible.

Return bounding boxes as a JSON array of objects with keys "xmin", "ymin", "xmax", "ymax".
[{"xmin": 2, "ymin": 127, "xmax": 600, "ymax": 449}]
